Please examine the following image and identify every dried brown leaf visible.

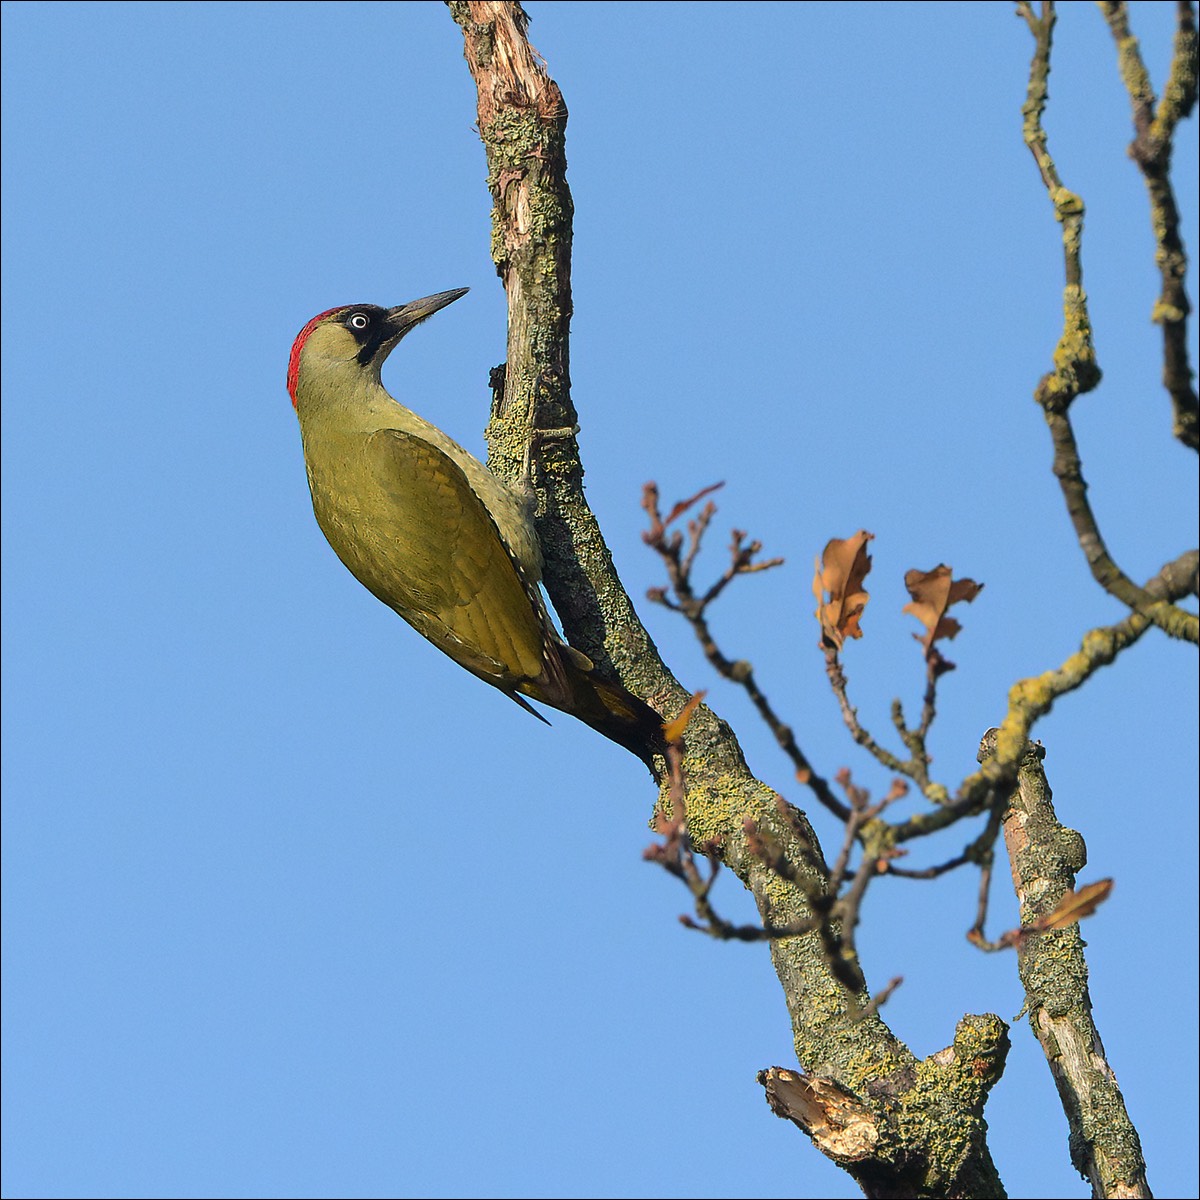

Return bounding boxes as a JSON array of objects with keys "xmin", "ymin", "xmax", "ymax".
[
  {"xmin": 663, "ymin": 483, "xmax": 725, "ymax": 527},
  {"xmin": 1030, "ymin": 878, "xmax": 1114, "ymax": 933},
  {"xmin": 902, "ymin": 565, "xmax": 984, "ymax": 654},
  {"xmin": 814, "ymin": 531, "xmax": 874, "ymax": 648},
  {"xmin": 662, "ymin": 690, "xmax": 707, "ymax": 746},
  {"xmin": 970, "ymin": 879, "xmax": 1114, "ymax": 951}
]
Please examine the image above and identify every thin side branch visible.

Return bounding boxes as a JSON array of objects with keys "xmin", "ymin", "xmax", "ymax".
[
  {"xmin": 952, "ymin": 549, "xmax": 1199, "ymax": 816},
  {"xmin": 1019, "ymin": 1, "xmax": 1196, "ymax": 637},
  {"xmin": 642, "ymin": 483, "xmax": 852, "ymax": 823},
  {"xmin": 1099, "ymin": 0, "xmax": 1199, "ymax": 451}
]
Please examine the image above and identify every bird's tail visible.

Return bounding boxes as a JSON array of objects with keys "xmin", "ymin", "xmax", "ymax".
[
  {"xmin": 528, "ymin": 645, "xmax": 668, "ymax": 777},
  {"xmin": 578, "ymin": 671, "xmax": 669, "ymax": 777}
]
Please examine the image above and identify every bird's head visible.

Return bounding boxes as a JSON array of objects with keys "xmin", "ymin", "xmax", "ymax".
[{"xmin": 287, "ymin": 288, "xmax": 469, "ymax": 408}]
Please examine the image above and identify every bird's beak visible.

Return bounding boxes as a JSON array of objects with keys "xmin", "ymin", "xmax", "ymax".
[{"xmin": 385, "ymin": 288, "xmax": 470, "ymax": 339}]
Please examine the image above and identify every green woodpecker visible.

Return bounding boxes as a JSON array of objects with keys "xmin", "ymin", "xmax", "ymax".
[{"xmin": 288, "ymin": 289, "xmax": 664, "ymax": 770}]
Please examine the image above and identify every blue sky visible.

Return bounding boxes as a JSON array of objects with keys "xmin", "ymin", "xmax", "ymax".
[{"xmin": 2, "ymin": 2, "xmax": 1196, "ymax": 1198}]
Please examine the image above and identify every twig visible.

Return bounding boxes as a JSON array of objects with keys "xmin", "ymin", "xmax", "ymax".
[
  {"xmin": 821, "ymin": 645, "xmax": 907, "ymax": 777},
  {"xmin": 886, "ymin": 796, "xmax": 1005, "ymax": 883},
  {"xmin": 825, "ymin": 646, "xmax": 959, "ymax": 807},
  {"xmin": 1099, "ymin": 0, "xmax": 1199, "ymax": 451},
  {"xmin": 643, "ymin": 483, "xmax": 851, "ymax": 822},
  {"xmin": 1019, "ymin": 1, "xmax": 1198, "ymax": 636},
  {"xmin": 855, "ymin": 975, "xmax": 904, "ymax": 1022},
  {"xmin": 952, "ymin": 549, "xmax": 1199, "ymax": 817}
]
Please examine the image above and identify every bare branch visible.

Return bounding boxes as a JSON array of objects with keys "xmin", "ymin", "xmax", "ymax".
[
  {"xmin": 980, "ymin": 735, "xmax": 1151, "ymax": 1198},
  {"xmin": 954, "ymin": 549, "xmax": 1200, "ymax": 816},
  {"xmin": 1099, "ymin": 0, "xmax": 1199, "ymax": 451},
  {"xmin": 643, "ymin": 483, "xmax": 852, "ymax": 822},
  {"xmin": 1017, "ymin": 2, "xmax": 1199, "ymax": 637}
]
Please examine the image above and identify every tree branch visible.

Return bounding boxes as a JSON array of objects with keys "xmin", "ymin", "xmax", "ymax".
[
  {"xmin": 1018, "ymin": 1, "xmax": 1197, "ymax": 636},
  {"xmin": 447, "ymin": 5, "xmax": 1008, "ymax": 1193},
  {"xmin": 1099, "ymin": 0, "xmax": 1199, "ymax": 452},
  {"xmin": 953, "ymin": 548, "xmax": 1199, "ymax": 815},
  {"xmin": 641, "ymin": 482, "xmax": 851, "ymax": 823},
  {"xmin": 979, "ymin": 734, "xmax": 1151, "ymax": 1199}
]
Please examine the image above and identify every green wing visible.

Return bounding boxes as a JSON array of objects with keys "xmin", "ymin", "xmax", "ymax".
[{"xmin": 318, "ymin": 427, "xmax": 550, "ymax": 687}]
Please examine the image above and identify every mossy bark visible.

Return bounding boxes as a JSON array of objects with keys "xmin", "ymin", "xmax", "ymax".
[{"xmin": 447, "ymin": 4, "xmax": 1009, "ymax": 1194}]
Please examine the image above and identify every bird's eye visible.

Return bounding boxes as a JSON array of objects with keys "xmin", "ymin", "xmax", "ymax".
[{"xmin": 347, "ymin": 313, "xmax": 370, "ymax": 331}]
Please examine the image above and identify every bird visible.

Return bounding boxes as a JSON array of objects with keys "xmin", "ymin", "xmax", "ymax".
[{"xmin": 288, "ymin": 288, "xmax": 665, "ymax": 772}]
